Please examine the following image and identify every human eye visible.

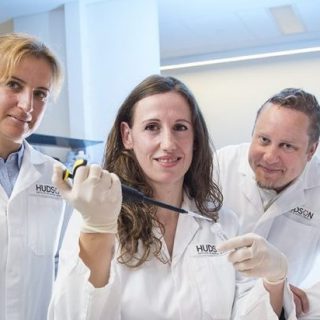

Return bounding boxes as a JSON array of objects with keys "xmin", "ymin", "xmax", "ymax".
[
  {"xmin": 6, "ymin": 80, "xmax": 22, "ymax": 91},
  {"xmin": 33, "ymin": 89, "xmax": 49, "ymax": 102},
  {"xmin": 258, "ymin": 136, "xmax": 270, "ymax": 145},
  {"xmin": 174, "ymin": 123, "xmax": 188, "ymax": 131},
  {"xmin": 281, "ymin": 143, "xmax": 295, "ymax": 152},
  {"xmin": 145, "ymin": 122, "xmax": 160, "ymax": 131}
]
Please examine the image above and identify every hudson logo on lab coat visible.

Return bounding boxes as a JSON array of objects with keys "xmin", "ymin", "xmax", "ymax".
[
  {"xmin": 194, "ymin": 244, "xmax": 225, "ymax": 256},
  {"xmin": 290, "ymin": 206, "xmax": 314, "ymax": 220},
  {"xmin": 34, "ymin": 184, "xmax": 61, "ymax": 198}
]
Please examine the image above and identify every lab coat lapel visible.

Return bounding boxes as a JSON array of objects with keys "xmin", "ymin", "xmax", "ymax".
[
  {"xmin": 253, "ymin": 180, "xmax": 305, "ymax": 238},
  {"xmin": 11, "ymin": 143, "xmax": 43, "ymax": 197},
  {"xmin": 306, "ymin": 155, "xmax": 320, "ymax": 188},
  {"xmin": 171, "ymin": 197, "xmax": 200, "ymax": 266},
  {"xmin": 263, "ymin": 176, "xmax": 306, "ymax": 221},
  {"xmin": 239, "ymin": 158, "xmax": 264, "ymax": 213},
  {"xmin": 253, "ymin": 166, "xmax": 309, "ymax": 240},
  {"xmin": 239, "ymin": 156, "xmax": 275, "ymax": 237}
]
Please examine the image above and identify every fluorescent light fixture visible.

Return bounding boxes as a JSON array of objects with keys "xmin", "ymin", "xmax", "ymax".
[
  {"xmin": 270, "ymin": 5, "xmax": 306, "ymax": 35},
  {"xmin": 160, "ymin": 46, "xmax": 320, "ymax": 71}
]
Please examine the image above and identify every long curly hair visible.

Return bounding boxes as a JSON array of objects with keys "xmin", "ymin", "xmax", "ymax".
[{"xmin": 103, "ymin": 75, "xmax": 223, "ymax": 267}]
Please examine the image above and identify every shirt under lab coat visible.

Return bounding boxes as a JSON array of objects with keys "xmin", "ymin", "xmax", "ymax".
[
  {"xmin": 48, "ymin": 195, "xmax": 295, "ymax": 320},
  {"xmin": 217, "ymin": 143, "xmax": 320, "ymax": 319},
  {"xmin": 0, "ymin": 141, "xmax": 68, "ymax": 320}
]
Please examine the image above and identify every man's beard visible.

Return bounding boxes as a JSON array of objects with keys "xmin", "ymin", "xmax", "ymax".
[
  {"xmin": 256, "ymin": 180, "xmax": 276, "ymax": 190},
  {"xmin": 256, "ymin": 178, "xmax": 294, "ymax": 193}
]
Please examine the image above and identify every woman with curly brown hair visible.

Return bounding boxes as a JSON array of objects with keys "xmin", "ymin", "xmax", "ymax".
[{"xmin": 49, "ymin": 75, "xmax": 294, "ymax": 319}]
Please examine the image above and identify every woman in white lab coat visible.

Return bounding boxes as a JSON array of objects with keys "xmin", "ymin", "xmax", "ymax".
[
  {"xmin": 49, "ymin": 75, "xmax": 295, "ymax": 319},
  {"xmin": 0, "ymin": 33, "xmax": 68, "ymax": 319}
]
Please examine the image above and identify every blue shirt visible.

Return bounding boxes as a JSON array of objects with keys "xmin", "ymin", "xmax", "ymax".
[{"xmin": 0, "ymin": 143, "xmax": 24, "ymax": 197}]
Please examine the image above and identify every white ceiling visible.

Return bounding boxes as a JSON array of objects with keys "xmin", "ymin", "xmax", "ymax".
[{"xmin": 1, "ymin": 0, "xmax": 320, "ymax": 65}]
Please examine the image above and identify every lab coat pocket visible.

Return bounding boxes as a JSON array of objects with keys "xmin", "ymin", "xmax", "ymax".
[
  {"xmin": 192, "ymin": 254, "xmax": 236, "ymax": 319},
  {"xmin": 27, "ymin": 195, "xmax": 64, "ymax": 256}
]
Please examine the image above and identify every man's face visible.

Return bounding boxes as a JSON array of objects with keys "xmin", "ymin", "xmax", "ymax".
[{"xmin": 248, "ymin": 103, "xmax": 318, "ymax": 192}]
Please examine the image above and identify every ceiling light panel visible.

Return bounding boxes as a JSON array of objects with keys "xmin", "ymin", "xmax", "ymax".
[{"xmin": 269, "ymin": 5, "xmax": 306, "ymax": 35}]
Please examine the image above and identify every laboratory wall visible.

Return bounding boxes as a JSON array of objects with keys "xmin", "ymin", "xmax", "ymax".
[
  {"xmin": 0, "ymin": 0, "xmax": 160, "ymax": 163},
  {"xmin": 1, "ymin": 4, "xmax": 320, "ymax": 157},
  {"xmin": 13, "ymin": 7, "xmax": 70, "ymax": 138},
  {"xmin": 162, "ymin": 52, "xmax": 320, "ymax": 155},
  {"xmin": 10, "ymin": 0, "xmax": 159, "ymax": 142}
]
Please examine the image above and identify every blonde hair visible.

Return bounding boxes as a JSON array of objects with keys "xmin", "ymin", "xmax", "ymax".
[{"xmin": 0, "ymin": 32, "xmax": 63, "ymax": 99}]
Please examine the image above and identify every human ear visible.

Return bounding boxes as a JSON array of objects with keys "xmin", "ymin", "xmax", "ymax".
[
  {"xmin": 120, "ymin": 121, "xmax": 133, "ymax": 149},
  {"xmin": 307, "ymin": 141, "xmax": 318, "ymax": 161}
]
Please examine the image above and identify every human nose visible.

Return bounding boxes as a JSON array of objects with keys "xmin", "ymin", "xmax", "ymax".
[
  {"xmin": 160, "ymin": 129, "xmax": 176, "ymax": 151},
  {"xmin": 262, "ymin": 145, "xmax": 279, "ymax": 164},
  {"xmin": 17, "ymin": 89, "xmax": 33, "ymax": 112}
]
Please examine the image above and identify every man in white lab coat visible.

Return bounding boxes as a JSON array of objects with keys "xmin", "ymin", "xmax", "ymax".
[{"xmin": 217, "ymin": 88, "xmax": 320, "ymax": 319}]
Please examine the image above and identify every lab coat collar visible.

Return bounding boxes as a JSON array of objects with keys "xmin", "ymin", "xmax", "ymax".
[
  {"xmin": 10, "ymin": 141, "xmax": 48, "ymax": 197},
  {"xmin": 267, "ymin": 160, "xmax": 316, "ymax": 214},
  {"xmin": 257, "ymin": 179, "xmax": 305, "ymax": 226},
  {"xmin": 238, "ymin": 147, "xmax": 264, "ymax": 213},
  {"xmin": 302, "ymin": 154, "xmax": 320, "ymax": 189},
  {"xmin": 24, "ymin": 141, "xmax": 49, "ymax": 165}
]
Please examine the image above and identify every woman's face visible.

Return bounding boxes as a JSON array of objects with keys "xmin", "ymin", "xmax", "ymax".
[
  {"xmin": 121, "ymin": 91, "xmax": 194, "ymax": 190},
  {"xmin": 0, "ymin": 55, "xmax": 52, "ymax": 148}
]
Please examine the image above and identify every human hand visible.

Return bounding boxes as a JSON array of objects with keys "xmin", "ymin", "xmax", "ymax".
[
  {"xmin": 216, "ymin": 233, "xmax": 288, "ymax": 283},
  {"xmin": 290, "ymin": 284, "xmax": 310, "ymax": 316},
  {"xmin": 52, "ymin": 163, "xmax": 122, "ymax": 233}
]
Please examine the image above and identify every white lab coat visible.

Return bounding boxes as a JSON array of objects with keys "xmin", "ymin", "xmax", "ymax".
[
  {"xmin": 48, "ymin": 196, "xmax": 295, "ymax": 320},
  {"xmin": 217, "ymin": 143, "xmax": 320, "ymax": 319},
  {"xmin": 0, "ymin": 141, "xmax": 68, "ymax": 320}
]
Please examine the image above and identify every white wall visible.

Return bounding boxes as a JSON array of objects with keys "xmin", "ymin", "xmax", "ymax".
[
  {"xmin": 1, "ymin": 7, "xmax": 320, "ymax": 158},
  {"xmin": 162, "ymin": 52, "xmax": 320, "ymax": 155},
  {"xmin": 13, "ymin": 7, "xmax": 70, "ymax": 138},
  {"xmin": 83, "ymin": 0, "xmax": 160, "ymax": 140},
  {"xmin": 2, "ymin": 0, "xmax": 160, "ymax": 163}
]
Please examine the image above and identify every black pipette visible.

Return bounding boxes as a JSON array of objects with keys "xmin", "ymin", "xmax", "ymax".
[
  {"xmin": 121, "ymin": 184, "xmax": 211, "ymax": 220},
  {"xmin": 63, "ymin": 160, "xmax": 211, "ymax": 220},
  {"xmin": 122, "ymin": 184, "xmax": 187, "ymax": 213}
]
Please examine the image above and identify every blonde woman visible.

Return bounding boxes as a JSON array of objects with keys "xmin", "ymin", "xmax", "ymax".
[{"xmin": 0, "ymin": 33, "xmax": 68, "ymax": 319}]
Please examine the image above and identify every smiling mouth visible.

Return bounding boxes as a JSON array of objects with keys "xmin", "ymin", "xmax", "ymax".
[
  {"xmin": 259, "ymin": 165, "xmax": 283, "ymax": 174},
  {"xmin": 9, "ymin": 115, "xmax": 31, "ymax": 124},
  {"xmin": 156, "ymin": 157, "xmax": 181, "ymax": 163}
]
